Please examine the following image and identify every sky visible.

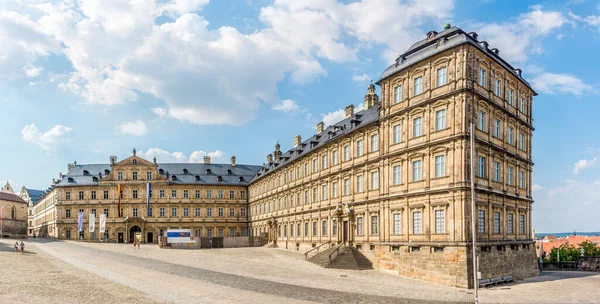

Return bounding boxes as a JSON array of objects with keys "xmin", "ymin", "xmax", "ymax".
[{"xmin": 0, "ymin": 0, "xmax": 599, "ymax": 233}]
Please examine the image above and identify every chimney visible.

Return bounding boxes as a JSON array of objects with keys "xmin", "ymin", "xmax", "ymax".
[
  {"xmin": 514, "ymin": 68, "xmax": 522, "ymax": 77},
  {"xmin": 345, "ymin": 105, "xmax": 354, "ymax": 118},
  {"xmin": 203, "ymin": 156, "xmax": 211, "ymax": 164},
  {"xmin": 230, "ymin": 156, "xmax": 236, "ymax": 167},
  {"xmin": 469, "ymin": 32, "xmax": 478, "ymax": 40},
  {"xmin": 59, "ymin": 172, "xmax": 63, "ymax": 180},
  {"xmin": 67, "ymin": 163, "xmax": 74, "ymax": 172},
  {"xmin": 267, "ymin": 154, "xmax": 273, "ymax": 164},
  {"xmin": 110, "ymin": 155, "xmax": 117, "ymax": 165},
  {"xmin": 294, "ymin": 135, "xmax": 302, "ymax": 148},
  {"xmin": 52, "ymin": 178, "xmax": 56, "ymax": 184},
  {"xmin": 316, "ymin": 121, "xmax": 324, "ymax": 133}
]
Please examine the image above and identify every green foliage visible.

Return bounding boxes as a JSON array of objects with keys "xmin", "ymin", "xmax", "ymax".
[
  {"xmin": 579, "ymin": 240, "xmax": 600, "ymax": 256},
  {"xmin": 547, "ymin": 244, "xmax": 581, "ymax": 262}
]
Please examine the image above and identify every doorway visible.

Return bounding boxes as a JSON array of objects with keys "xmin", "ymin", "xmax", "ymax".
[
  {"xmin": 147, "ymin": 232, "xmax": 154, "ymax": 244},
  {"xmin": 343, "ymin": 221, "xmax": 349, "ymax": 243},
  {"xmin": 130, "ymin": 226, "xmax": 142, "ymax": 243},
  {"xmin": 118, "ymin": 232, "xmax": 124, "ymax": 243}
]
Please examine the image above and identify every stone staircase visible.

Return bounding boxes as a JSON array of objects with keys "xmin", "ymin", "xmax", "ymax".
[{"xmin": 307, "ymin": 245, "xmax": 373, "ymax": 270}]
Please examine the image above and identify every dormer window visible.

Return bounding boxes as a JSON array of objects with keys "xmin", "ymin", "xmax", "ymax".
[
  {"xmin": 171, "ymin": 175, "xmax": 177, "ymax": 181},
  {"xmin": 92, "ymin": 177, "xmax": 98, "ymax": 182},
  {"xmin": 104, "ymin": 169, "xmax": 110, "ymax": 175},
  {"xmin": 159, "ymin": 169, "xmax": 164, "ymax": 175},
  {"xmin": 217, "ymin": 176, "xmax": 222, "ymax": 182},
  {"xmin": 239, "ymin": 176, "xmax": 244, "ymax": 182},
  {"xmin": 227, "ymin": 169, "xmax": 232, "ymax": 175},
  {"xmin": 195, "ymin": 175, "xmax": 200, "ymax": 181},
  {"xmin": 83, "ymin": 170, "xmax": 89, "ymax": 175},
  {"xmin": 183, "ymin": 169, "xmax": 188, "ymax": 175},
  {"xmin": 68, "ymin": 177, "xmax": 74, "ymax": 183},
  {"xmin": 206, "ymin": 169, "xmax": 212, "ymax": 174},
  {"xmin": 132, "ymin": 159, "xmax": 137, "ymax": 165}
]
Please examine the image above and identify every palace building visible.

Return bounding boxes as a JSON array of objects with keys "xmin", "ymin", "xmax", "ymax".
[{"xmin": 30, "ymin": 25, "xmax": 538, "ymax": 288}]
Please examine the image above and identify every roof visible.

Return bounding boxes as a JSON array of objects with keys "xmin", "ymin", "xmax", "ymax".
[
  {"xmin": 378, "ymin": 27, "xmax": 537, "ymax": 95},
  {"xmin": 0, "ymin": 191, "xmax": 26, "ymax": 204},
  {"xmin": 55, "ymin": 163, "xmax": 262, "ymax": 187},
  {"xmin": 25, "ymin": 189, "xmax": 45, "ymax": 204},
  {"xmin": 251, "ymin": 104, "xmax": 380, "ymax": 182}
]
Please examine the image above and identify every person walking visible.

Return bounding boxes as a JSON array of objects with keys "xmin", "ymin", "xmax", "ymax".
[
  {"xmin": 133, "ymin": 240, "xmax": 136, "ymax": 249},
  {"xmin": 20, "ymin": 241, "xmax": 24, "ymax": 254},
  {"xmin": 137, "ymin": 240, "xmax": 140, "ymax": 249},
  {"xmin": 14, "ymin": 242, "xmax": 18, "ymax": 253}
]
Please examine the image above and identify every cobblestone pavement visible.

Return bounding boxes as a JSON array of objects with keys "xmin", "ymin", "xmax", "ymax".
[{"xmin": 4, "ymin": 239, "xmax": 600, "ymax": 304}]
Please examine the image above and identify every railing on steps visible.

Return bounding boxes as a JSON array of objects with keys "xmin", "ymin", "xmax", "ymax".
[
  {"xmin": 328, "ymin": 244, "xmax": 346, "ymax": 263},
  {"xmin": 304, "ymin": 241, "xmax": 332, "ymax": 260}
]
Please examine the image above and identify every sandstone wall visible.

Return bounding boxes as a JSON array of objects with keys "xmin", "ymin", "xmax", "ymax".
[{"xmin": 476, "ymin": 243, "xmax": 538, "ymax": 281}]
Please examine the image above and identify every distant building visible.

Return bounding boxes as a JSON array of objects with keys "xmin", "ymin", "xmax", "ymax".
[
  {"xmin": 0, "ymin": 182, "xmax": 28, "ymax": 238},
  {"xmin": 19, "ymin": 186, "xmax": 44, "ymax": 236}
]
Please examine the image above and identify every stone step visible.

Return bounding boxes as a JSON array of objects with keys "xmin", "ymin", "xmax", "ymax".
[{"xmin": 308, "ymin": 245, "xmax": 373, "ymax": 270}]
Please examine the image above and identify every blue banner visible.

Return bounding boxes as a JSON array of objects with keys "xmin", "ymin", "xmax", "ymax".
[
  {"xmin": 77, "ymin": 212, "xmax": 83, "ymax": 232},
  {"xmin": 147, "ymin": 182, "xmax": 152, "ymax": 216}
]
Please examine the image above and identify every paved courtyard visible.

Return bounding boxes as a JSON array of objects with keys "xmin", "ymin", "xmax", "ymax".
[{"xmin": 1, "ymin": 239, "xmax": 599, "ymax": 304}]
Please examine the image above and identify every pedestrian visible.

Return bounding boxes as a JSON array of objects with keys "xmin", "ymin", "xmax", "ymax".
[
  {"xmin": 133, "ymin": 240, "xmax": 136, "ymax": 249},
  {"xmin": 137, "ymin": 240, "xmax": 140, "ymax": 249},
  {"xmin": 20, "ymin": 241, "xmax": 24, "ymax": 254},
  {"xmin": 14, "ymin": 242, "xmax": 18, "ymax": 253}
]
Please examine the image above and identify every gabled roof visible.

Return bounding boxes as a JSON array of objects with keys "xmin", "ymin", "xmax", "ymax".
[
  {"xmin": 0, "ymin": 191, "xmax": 26, "ymax": 204},
  {"xmin": 25, "ymin": 189, "xmax": 44, "ymax": 204},
  {"xmin": 251, "ymin": 104, "xmax": 380, "ymax": 183}
]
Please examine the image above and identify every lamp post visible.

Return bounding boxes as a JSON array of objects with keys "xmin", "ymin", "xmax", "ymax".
[{"xmin": 470, "ymin": 122, "xmax": 479, "ymax": 304}]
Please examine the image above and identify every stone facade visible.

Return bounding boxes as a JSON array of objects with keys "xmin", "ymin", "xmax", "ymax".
[{"xmin": 0, "ymin": 182, "xmax": 28, "ymax": 238}]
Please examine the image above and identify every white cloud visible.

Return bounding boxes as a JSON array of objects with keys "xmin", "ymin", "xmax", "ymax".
[
  {"xmin": 138, "ymin": 148, "xmax": 226, "ymax": 163},
  {"xmin": 352, "ymin": 73, "xmax": 370, "ymax": 82},
  {"xmin": 573, "ymin": 158, "xmax": 598, "ymax": 174},
  {"xmin": 117, "ymin": 120, "xmax": 148, "ymax": 136},
  {"xmin": 321, "ymin": 103, "xmax": 364, "ymax": 127},
  {"xmin": 272, "ymin": 99, "xmax": 300, "ymax": 114},
  {"xmin": 23, "ymin": 66, "xmax": 43, "ymax": 78},
  {"xmin": 532, "ymin": 184, "xmax": 545, "ymax": 192},
  {"xmin": 152, "ymin": 107, "xmax": 168, "ymax": 118},
  {"xmin": 531, "ymin": 73, "xmax": 597, "ymax": 96},
  {"xmin": 21, "ymin": 123, "xmax": 72, "ymax": 152}
]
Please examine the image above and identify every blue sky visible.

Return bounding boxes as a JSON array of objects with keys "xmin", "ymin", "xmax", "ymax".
[{"xmin": 1, "ymin": 0, "xmax": 599, "ymax": 233}]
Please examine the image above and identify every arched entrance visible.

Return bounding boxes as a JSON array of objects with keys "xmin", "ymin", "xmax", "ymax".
[{"xmin": 130, "ymin": 226, "xmax": 141, "ymax": 243}]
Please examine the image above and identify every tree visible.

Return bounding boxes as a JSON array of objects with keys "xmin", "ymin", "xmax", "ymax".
[
  {"xmin": 547, "ymin": 244, "xmax": 581, "ymax": 262},
  {"xmin": 579, "ymin": 240, "xmax": 600, "ymax": 257}
]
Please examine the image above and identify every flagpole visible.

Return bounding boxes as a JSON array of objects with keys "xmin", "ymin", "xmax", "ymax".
[{"xmin": 470, "ymin": 122, "xmax": 479, "ymax": 304}]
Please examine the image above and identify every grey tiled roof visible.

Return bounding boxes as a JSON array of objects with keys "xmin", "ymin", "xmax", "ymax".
[
  {"xmin": 25, "ymin": 189, "xmax": 44, "ymax": 204},
  {"xmin": 55, "ymin": 163, "xmax": 262, "ymax": 187},
  {"xmin": 251, "ymin": 104, "xmax": 380, "ymax": 182},
  {"xmin": 0, "ymin": 191, "xmax": 26, "ymax": 204},
  {"xmin": 378, "ymin": 27, "xmax": 536, "ymax": 95}
]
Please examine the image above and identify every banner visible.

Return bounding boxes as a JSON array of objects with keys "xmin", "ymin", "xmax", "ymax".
[
  {"xmin": 78, "ymin": 212, "xmax": 84, "ymax": 232},
  {"xmin": 89, "ymin": 213, "xmax": 95, "ymax": 232},
  {"xmin": 117, "ymin": 184, "xmax": 122, "ymax": 217},
  {"xmin": 0, "ymin": 206, "xmax": 3, "ymax": 224},
  {"xmin": 99, "ymin": 214, "xmax": 106, "ymax": 233},
  {"xmin": 147, "ymin": 182, "xmax": 152, "ymax": 216}
]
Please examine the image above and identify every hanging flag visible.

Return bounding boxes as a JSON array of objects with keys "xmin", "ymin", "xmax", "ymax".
[
  {"xmin": 117, "ymin": 184, "xmax": 122, "ymax": 217},
  {"xmin": 89, "ymin": 213, "xmax": 95, "ymax": 232},
  {"xmin": 78, "ymin": 212, "xmax": 84, "ymax": 232},
  {"xmin": 147, "ymin": 182, "xmax": 152, "ymax": 216},
  {"xmin": 99, "ymin": 214, "xmax": 106, "ymax": 233}
]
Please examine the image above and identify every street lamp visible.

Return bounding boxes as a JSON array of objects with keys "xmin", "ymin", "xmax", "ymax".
[{"xmin": 580, "ymin": 248, "xmax": 585, "ymax": 257}]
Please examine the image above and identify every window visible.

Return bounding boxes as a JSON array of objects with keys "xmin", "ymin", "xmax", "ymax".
[
  {"xmin": 412, "ymin": 160, "xmax": 422, "ymax": 182},
  {"xmin": 357, "ymin": 139, "xmax": 364, "ymax": 157},
  {"xmin": 66, "ymin": 191, "xmax": 71, "ymax": 200},
  {"xmin": 321, "ymin": 184, "xmax": 327, "ymax": 200},
  {"xmin": 435, "ymin": 109, "xmax": 446, "ymax": 131},
  {"xmin": 371, "ymin": 215, "xmax": 379, "ymax": 235},
  {"xmin": 371, "ymin": 134, "xmax": 379, "ymax": 152},
  {"xmin": 79, "ymin": 191, "xmax": 84, "ymax": 200},
  {"xmin": 343, "ymin": 179, "xmax": 350, "ymax": 196},
  {"xmin": 304, "ymin": 163, "xmax": 308, "ymax": 176},
  {"xmin": 479, "ymin": 68, "xmax": 486, "ymax": 87},
  {"xmin": 159, "ymin": 190, "xmax": 165, "ymax": 198},
  {"xmin": 519, "ymin": 215, "xmax": 525, "ymax": 234},
  {"xmin": 494, "ymin": 212, "xmax": 501, "ymax": 234},
  {"xmin": 133, "ymin": 208, "xmax": 138, "ymax": 217},
  {"xmin": 393, "ymin": 124, "xmax": 402, "ymax": 144},
  {"xmin": 230, "ymin": 208, "xmax": 235, "ymax": 217},
  {"xmin": 304, "ymin": 191, "xmax": 308, "ymax": 204},
  {"xmin": 413, "ymin": 117, "xmax": 422, "ymax": 137},
  {"xmin": 207, "ymin": 190, "xmax": 212, "ymax": 199},
  {"xmin": 118, "ymin": 172, "xmax": 123, "ymax": 180},
  {"xmin": 207, "ymin": 208, "xmax": 212, "ymax": 217},
  {"xmin": 478, "ymin": 156, "xmax": 486, "ymax": 178},
  {"xmin": 297, "ymin": 223, "xmax": 301, "ymax": 237},
  {"xmin": 508, "ymin": 127, "xmax": 514, "ymax": 144},
  {"xmin": 393, "ymin": 213, "xmax": 401, "ymax": 234},
  {"xmin": 322, "ymin": 220, "xmax": 327, "ymax": 236},
  {"xmin": 103, "ymin": 208, "xmax": 108, "ymax": 216},
  {"xmin": 495, "ymin": 79, "xmax": 501, "ymax": 96},
  {"xmin": 332, "ymin": 151, "xmax": 338, "ymax": 165},
  {"xmin": 91, "ymin": 191, "xmax": 96, "ymax": 200},
  {"xmin": 241, "ymin": 190, "xmax": 246, "ymax": 200},
  {"xmin": 313, "ymin": 222, "xmax": 317, "ymax": 236},
  {"xmin": 312, "ymin": 188, "xmax": 317, "ymax": 202},
  {"xmin": 508, "ymin": 213, "xmax": 514, "ymax": 234},
  {"xmin": 321, "ymin": 155, "xmax": 328, "ymax": 169},
  {"xmin": 343, "ymin": 145, "xmax": 350, "ymax": 161},
  {"xmin": 132, "ymin": 190, "xmax": 138, "ymax": 199},
  {"xmin": 66, "ymin": 209, "xmax": 71, "ymax": 218},
  {"xmin": 218, "ymin": 190, "xmax": 223, "ymax": 199},
  {"xmin": 371, "ymin": 171, "xmax": 379, "ymax": 190},
  {"xmin": 435, "ymin": 210, "xmax": 445, "ymax": 233},
  {"xmin": 147, "ymin": 172, "xmax": 152, "ymax": 180},
  {"xmin": 195, "ymin": 190, "xmax": 200, "ymax": 199},
  {"xmin": 520, "ymin": 97, "xmax": 526, "ymax": 113},
  {"xmin": 437, "ymin": 67, "xmax": 447, "ymax": 87},
  {"xmin": 435, "ymin": 155, "xmax": 445, "ymax": 178},
  {"xmin": 229, "ymin": 228, "xmax": 236, "ymax": 237},
  {"xmin": 195, "ymin": 208, "xmax": 201, "ymax": 217},
  {"xmin": 171, "ymin": 208, "xmax": 177, "ymax": 217},
  {"xmin": 519, "ymin": 171, "xmax": 525, "ymax": 189},
  {"xmin": 132, "ymin": 172, "xmax": 138, "ymax": 180},
  {"xmin": 332, "ymin": 182, "xmax": 338, "ymax": 198},
  {"xmin": 218, "ymin": 229, "xmax": 224, "ymax": 237},
  {"xmin": 520, "ymin": 133, "xmax": 526, "ymax": 150},
  {"xmin": 183, "ymin": 208, "xmax": 189, "ymax": 217},
  {"xmin": 393, "ymin": 165, "xmax": 402, "ymax": 185},
  {"xmin": 159, "ymin": 208, "xmax": 165, "ymax": 217},
  {"xmin": 414, "ymin": 76, "xmax": 423, "ymax": 95},
  {"xmin": 312, "ymin": 159, "xmax": 317, "ymax": 172},
  {"xmin": 478, "ymin": 111, "xmax": 486, "ymax": 131},
  {"xmin": 304, "ymin": 222, "xmax": 309, "ymax": 237},
  {"xmin": 494, "ymin": 120, "xmax": 501, "ymax": 138},
  {"xmin": 508, "ymin": 89, "xmax": 514, "ymax": 105},
  {"xmin": 508, "ymin": 167, "xmax": 514, "ymax": 185},
  {"xmin": 207, "ymin": 228, "xmax": 213, "ymax": 238},
  {"xmin": 171, "ymin": 190, "xmax": 176, "ymax": 198},
  {"xmin": 103, "ymin": 190, "xmax": 108, "ymax": 200},
  {"xmin": 230, "ymin": 190, "xmax": 235, "ymax": 199},
  {"xmin": 413, "ymin": 211, "xmax": 422, "ymax": 234},
  {"xmin": 218, "ymin": 208, "xmax": 224, "ymax": 217},
  {"xmin": 392, "ymin": 84, "xmax": 403, "ymax": 104},
  {"xmin": 357, "ymin": 175, "xmax": 363, "ymax": 192},
  {"xmin": 297, "ymin": 166, "xmax": 301, "ymax": 178},
  {"xmin": 183, "ymin": 190, "xmax": 189, "ymax": 199},
  {"xmin": 478, "ymin": 210, "xmax": 485, "ymax": 233},
  {"xmin": 493, "ymin": 161, "xmax": 501, "ymax": 182}
]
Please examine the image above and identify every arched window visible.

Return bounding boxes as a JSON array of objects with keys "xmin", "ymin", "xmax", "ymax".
[
  {"xmin": 239, "ymin": 176, "xmax": 244, "ymax": 182},
  {"xmin": 68, "ymin": 177, "xmax": 74, "ymax": 183},
  {"xmin": 92, "ymin": 177, "xmax": 99, "ymax": 182},
  {"xmin": 183, "ymin": 169, "xmax": 188, "ymax": 175},
  {"xmin": 171, "ymin": 175, "xmax": 177, "ymax": 181},
  {"xmin": 206, "ymin": 169, "xmax": 212, "ymax": 174},
  {"xmin": 227, "ymin": 169, "xmax": 232, "ymax": 175},
  {"xmin": 104, "ymin": 169, "xmax": 110, "ymax": 175},
  {"xmin": 83, "ymin": 170, "xmax": 89, "ymax": 175},
  {"xmin": 11, "ymin": 206, "xmax": 16, "ymax": 219},
  {"xmin": 217, "ymin": 176, "xmax": 222, "ymax": 182},
  {"xmin": 132, "ymin": 159, "xmax": 137, "ymax": 165},
  {"xmin": 159, "ymin": 169, "xmax": 164, "ymax": 175},
  {"xmin": 195, "ymin": 175, "xmax": 200, "ymax": 181}
]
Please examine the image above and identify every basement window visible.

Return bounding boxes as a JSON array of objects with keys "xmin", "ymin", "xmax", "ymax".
[
  {"xmin": 391, "ymin": 246, "xmax": 400, "ymax": 252},
  {"xmin": 497, "ymin": 245, "xmax": 505, "ymax": 252},
  {"xmin": 370, "ymin": 244, "xmax": 375, "ymax": 250},
  {"xmin": 356, "ymin": 245, "xmax": 362, "ymax": 250},
  {"xmin": 433, "ymin": 247, "xmax": 444, "ymax": 253},
  {"xmin": 411, "ymin": 246, "xmax": 421, "ymax": 252}
]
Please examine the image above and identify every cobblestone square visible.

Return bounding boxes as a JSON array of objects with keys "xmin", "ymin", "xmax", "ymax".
[{"xmin": 1, "ymin": 239, "xmax": 599, "ymax": 304}]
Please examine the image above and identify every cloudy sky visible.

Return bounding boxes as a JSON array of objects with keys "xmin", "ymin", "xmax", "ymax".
[{"xmin": 1, "ymin": 0, "xmax": 599, "ymax": 233}]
